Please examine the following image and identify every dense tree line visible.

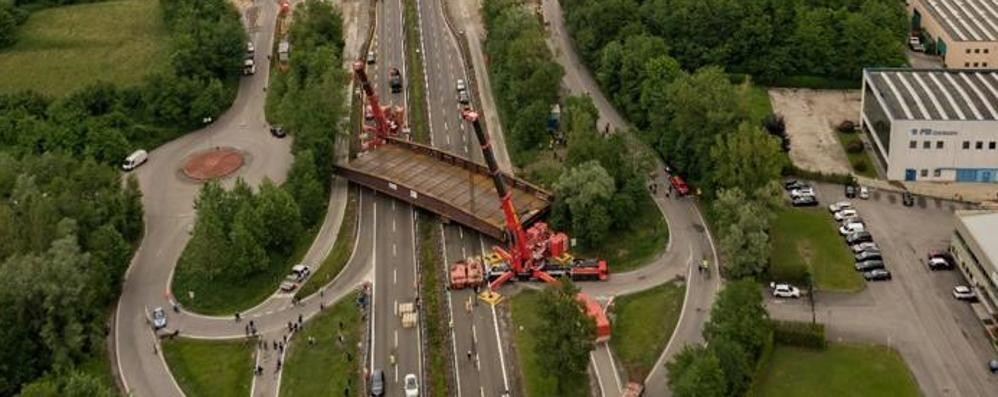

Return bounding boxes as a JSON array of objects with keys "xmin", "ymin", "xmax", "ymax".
[
  {"xmin": 0, "ymin": 153, "xmax": 143, "ymax": 396},
  {"xmin": 667, "ymin": 280, "xmax": 771, "ymax": 396},
  {"xmin": 550, "ymin": 96, "xmax": 650, "ymax": 248},
  {"xmin": 533, "ymin": 281, "xmax": 596, "ymax": 396},
  {"xmin": 0, "ymin": 0, "xmax": 245, "ymax": 163},
  {"xmin": 0, "ymin": 1, "xmax": 28, "ymax": 48},
  {"xmin": 482, "ymin": 0, "xmax": 563, "ymax": 164},
  {"xmin": 562, "ymin": 0, "xmax": 906, "ymax": 84}
]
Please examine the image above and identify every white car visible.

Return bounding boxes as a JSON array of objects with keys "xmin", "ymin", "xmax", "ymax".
[
  {"xmin": 859, "ymin": 186, "xmax": 870, "ymax": 199},
  {"xmin": 953, "ymin": 286, "xmax": 976, "ymax": 301},
  {"xmin": 771, "ymin": 283, "xmax": 801, "ymax": 298},
  {"xmin": 791, "ymin": 187, "xmax": 815, "ymax": 198},
  {"xmin": 404, "ymin": 374, "xmax": 419, "ymax": 397},
  {"xmin": 839, "ymin": 222, "xmax": 865, "ymax": 236},
  {"xmin": 828, "ymin": 201, "xmax": 853, "ymax": 213},
  {"xmin": 851, "ymin": 242, "xmax": 878, "ymax": 253},
  {"xmin": 834, "ymin": 209, "xmax": 857, "ymax": 221},
  {"xmin": 151, "ymin": 307, "xmax": 167, "ymax": 329}
]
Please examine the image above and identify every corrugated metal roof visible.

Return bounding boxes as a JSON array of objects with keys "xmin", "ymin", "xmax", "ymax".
[
  {"xmin": 920, "ymin": 0, "xmax": 998, "ymax": 42},
  {"xmin": 865, "ymin": 68, "xmax": 998, "ymax": 121},
  {"xmin": 958, "ymin": 210, "xmax": 998, "ymax": 275}
]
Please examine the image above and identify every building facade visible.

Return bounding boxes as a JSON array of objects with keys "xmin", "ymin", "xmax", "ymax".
[
  {"xmin": 951, "ymin": 210, "xmax": 998, "ymax": 338},
  {"xmin": 909, "ymin": 0, "xmax": 998, "ymax": 69},
  {"xmin": 860, "ymin": 68, "xmax": 998, "ymax": 182}
]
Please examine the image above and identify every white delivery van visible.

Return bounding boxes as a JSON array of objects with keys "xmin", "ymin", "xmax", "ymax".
[{"xmin": 122, "ymin": 150, "xmax": 148, "ymax": 171}]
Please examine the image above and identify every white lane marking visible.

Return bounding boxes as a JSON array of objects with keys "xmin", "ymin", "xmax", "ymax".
[
  {"xmin": 459, "ymin": 227, "xmax": 463, "ymax": 239},
  {"xmin": 447, "ymin": 134, "xmax": 452, "ymax": 145},
  {"xmin": 393, "ymin": 243, "xmax": 397, "ymax": 256},
  {"xmin": 491, "ymin": 304, "xmax": 511, "ymax": 391},
  {"xmin": 394, "ymin": 268, "xmax": 398, "ymax": 285},
  {"xmin": 461, "ymin": 246, "xmax": 467, "ymax": 259},
  {"xmin": 480, "ymin": 387, "xmax": 485, "ymax": 397},
  {"xmin": 464, "ymin": 146, "xmax": 469, "ymax": 153},
  {"xmin": 395, "ymin": 329, "xmax": 399, "ymax": 348},
  {"xmin": 395, "ymin": 365, "xmax": 399, "ymax": 383},
  {"xmin": 395, "ymin": 299, "xmax": 399, "ymax": 316},
  {"xmin": 472, "ymin": 324, "xmax": 477, "ymax": 344},
  {"xmin": 444, "ymin": 121, "xmax": 448, "ymax": 130},
  {"xmin": 607, "ymin": 344, "xmax": 623, "ymax": 393},
  {"xmin": 590, "ymin": 351, "xmax": 607, "ymax": 397}
]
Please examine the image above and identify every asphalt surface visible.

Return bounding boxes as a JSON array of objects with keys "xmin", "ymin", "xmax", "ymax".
[{"xmin": 767, "ymin": 183, "xmax": 997, "ymax": 396}]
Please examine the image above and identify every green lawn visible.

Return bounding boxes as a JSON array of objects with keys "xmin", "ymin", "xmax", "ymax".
[
  {"xmin": 403, "ymin": 0, "xmax": 429, "ymax": 144},
  {"xmin": 297, "ymin": 188, "xmax": 359, "ymax": 298},
  {"xmin": 610, "ymin": 281, "xmax": 685, "ymax": 381},
  {"xmin": 510, "ymin": 290, "xmax": 588, "ymax": 397},
  {"xmin": 742, "ymin": 84, "xmax": 774, "ymax": 123},
  {"xmin": 751, "ymin": 343, "xmax": 919, "ymax": 397},
  {"xmin": 174, "ymin": 213, "xmax": 323, "ymax": 315},
  {"xmin": 162, "ymin": 338, "xmax": 255, "ymax": 397},
  {"xmin": 576, "ymin": 191, "xmax": 668, "ymax": 273},
  {"xmin": 836, "ymin": 131, "xmax": 879, "ymax": 179},
  {"xmin": 280, "ymin": 292, "xmax": 363, "ymax": 396},
  {"xmin": 770, "ymin": 207, "xmax": 863, "ymax": 292},
  {"xmin": 0, "ymin": 0, "xmax": 170, "ymax": 96}
]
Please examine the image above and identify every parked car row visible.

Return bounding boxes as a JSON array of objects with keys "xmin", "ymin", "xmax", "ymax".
[
  {"xmin": 828, "ymin": 202, "xmax": 893, "ymax": 282},
  {"xmin": 784, "ymin": 179, "xmax": 818, "ymax": 207}
]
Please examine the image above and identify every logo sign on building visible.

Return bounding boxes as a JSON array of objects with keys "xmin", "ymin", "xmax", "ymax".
[{"xmin": 911, "ymin": 128, "xmax": 958, "ymax": 136}]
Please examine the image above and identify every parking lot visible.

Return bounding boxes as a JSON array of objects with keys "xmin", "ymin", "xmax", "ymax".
[{"xmin": 769, "ymin": 182, "xmax": 997, "ymax": 396}]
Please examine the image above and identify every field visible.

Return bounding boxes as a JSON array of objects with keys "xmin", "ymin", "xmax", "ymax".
[
  {"xmin": 609, "ymin": 281, "xmax": 685, "ymax": 380},
  {"xmin": 279, "ymin": 292, "xmax": 363, "ymax": 397},
  {"xmin": 0, "ymin": 0, "xmax": 170, "ymax": 96},
  {"xmin": 770, "ymin": 207, "xmax": 863, "ymax": 292},
  {"xmin": 162, "ymin": 338, "xmax": 255, "ymax": 397},
  {"xmin": 751, "ymin": 343, "xmax": 919, "ymax": 397}
]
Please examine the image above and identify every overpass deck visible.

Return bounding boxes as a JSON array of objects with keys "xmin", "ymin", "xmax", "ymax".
[{"xmin": 334, "ymin": 138, "xmax": 551, "ymax": 240}]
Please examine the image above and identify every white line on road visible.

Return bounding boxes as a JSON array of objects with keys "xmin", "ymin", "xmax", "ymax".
[
  {"xmin": 472, "ymin": 324, "xmax": 477, "ymax": 344},
  {"xmin": 444, "ymin": 121, "xmax": 448, "ymax": 130},
  {"xmin": 395, "ymin": 329, "xmax": 399, "ymax": 348},
  {"xmin": 490, "ymin": 304, "xmax": 511, "ymax": 391},
  {"xmin": 393, "ymin": 243, "xmax": 397, "ymax": 256},
  {"xmin": 394, "ymin": 268, "xmax": 398, "ymax": 285},
  {"xmin": 607, "ymin": 344, "xmax": 623, "ymax": 393},
  {"xmin": 393, "ymin": 218, "xmax": 397, "ymax": 232},
  {"xmin": 590, "ymin": 351, "xmax": 607, "ymax": 397},
  {"xmin": 459, "ymin": 227, "xmax": 463, "ymax": 239},
  {"xmin": 461, "ymin": 246, "xmax": 466, "ymax": 259},
  {"xmin": 447, "ymin": 134, "xmax": 451, "ymax": 145}
]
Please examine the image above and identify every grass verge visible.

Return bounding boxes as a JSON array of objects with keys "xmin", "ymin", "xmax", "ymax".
[
  {"xmin": 742, "ymin": 83, "xmax": 774, "ymax": 124},
  {"xmin": 418, "ymin": 216, "xmax": 450, "ymax": 396},
  {"xmin": 610, "ymin": 281, "xmax": 685, "ymax": 380},
  {"xmin": 297, "ymin": 187, "xmax": 359, "ymax": 298},
  {"xmin": 174, "ymin": 208, "xmax": 326, "ymax": 315},
  {"xmin": 576, "ymin": 191, "xmax": 668, "ymax": 273},
  {"xmin": 162, "ymin": 338, "xmax": 255, "ymax": 397},
  {"xmin": 403, "ymin": 0, "xmax": 429, "ymax": 144},
  {"xmin": 280, "ymin": 291, "xmax": 363, "ymax": 396},
  {"xmin": 770, "ymin": 207, "xmax": 863, "ymax": 292},
  {"xmin": 750, "ymin": 343, "xmax": 918, "ymax": 397},
  {"xmin": 510, "ymin": 290, "xmax": 587, "ymax": 397},
  {"xmin": 0, "ymin": 0, "xmax": 170, "ymax": 96},
  {"xmin": 835, "ymin": 131, "xmax": 878, "ymax": 179}
]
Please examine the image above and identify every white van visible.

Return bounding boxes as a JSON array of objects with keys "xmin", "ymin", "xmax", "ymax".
[{"xmin": 122, "ymin": 150, "xmax": 148, "ymax": 171}]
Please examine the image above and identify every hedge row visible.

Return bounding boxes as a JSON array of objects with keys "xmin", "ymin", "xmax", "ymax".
[{"xmin": 772, "ymin": 320, "xmax": 827, "ymax": 350}]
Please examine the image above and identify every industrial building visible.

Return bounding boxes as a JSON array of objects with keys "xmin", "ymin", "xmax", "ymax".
[
  {"xmin": 950, "ymin": 210, "xmax": 998, "ymax": 340},
  {"xmin": 908, "ymin": 0, "xmax": 998, "ymax": 69},
  {"xmin": 860, "ymin": 68, "xmax": 998, "ymax": 182}
]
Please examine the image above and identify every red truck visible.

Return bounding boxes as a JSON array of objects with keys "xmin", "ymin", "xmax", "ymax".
[{"xmin": 670, "ymin": 175, "xmax": 690, "ymax": 196}]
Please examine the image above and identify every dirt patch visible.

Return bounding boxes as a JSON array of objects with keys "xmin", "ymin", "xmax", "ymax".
[
  {"xmin": 183, "ymin": 147, "xmax": 245, "ymax": 181},
  {"xmin": 769, "ymin": 88, "xmax": 861, "ymax": 175}
]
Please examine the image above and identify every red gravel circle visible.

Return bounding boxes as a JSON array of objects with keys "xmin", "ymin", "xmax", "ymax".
[{"xmin": 182, "ymin": 147, "xmax": 245, "ymax": 181}]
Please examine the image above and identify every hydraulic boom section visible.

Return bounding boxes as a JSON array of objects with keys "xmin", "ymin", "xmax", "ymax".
[{"xmin": 353, "ymin": 61, "xmax": 406, "ymax": 148}]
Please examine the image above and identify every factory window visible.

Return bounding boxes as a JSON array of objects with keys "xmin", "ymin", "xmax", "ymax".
[
  {"xmin": 965, "ymin": 62, "xmax": 971, "ymax": 67},
  {"xmin": 921, "ymin": 169, "xmax": 929, "ymax": 177},
  {"xmin": 934, "ymin": 169, "xmax": 942, "ymax": 177},
  {"xmin": 963, "ymin": 141, "xmax": 971, "ymax": 149},
  {"xmin": 975, "ymin": 49, "xmax": 981, "ymax": 54},
  {"xmin": 974, "ymin": 62, "xmax": 980, "ymax": 67},
  {"xmin": 910, "ymin": 140, "xmax": 918, "ymax": 149},
  {"xmin": 937, "ymin": 141, "xmax": 944, "ymax": 149},
  {"xmin": 923, "ymin": 140, "xmax": 931, "ymax": 149},
  {"xmin": 976, "ymin": 141, "xmax": 984, "ymax": 149},
  {"xmin": 991, "ymin": 141, "xmax": 996, "ymax": 150},
  {"xmin": 986, "ymin": 49, "xmax": 991, "ymax": 54},
  {"xmin": 967, "ymin": 49, "xmax": 972, "ymax": 54}
]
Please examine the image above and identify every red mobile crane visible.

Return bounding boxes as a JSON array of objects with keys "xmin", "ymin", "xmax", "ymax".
[
  {"xmin": 457, "ymin": 110, "xmax": 610, "ymax": 340},
  {"xmin": 353, "ymin": 61, "xmax": 406, "ymax": 149}
]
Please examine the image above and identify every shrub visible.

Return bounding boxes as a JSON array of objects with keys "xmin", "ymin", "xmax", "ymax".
[
  {"xmin": 845, "ymin": 140, "xmax": 864, "ymax": 154},
  {"xmin": 851, "ymin": 159, "xmax": 868, "ymax": 173},
  {"xmin": 837, "ymin": 120, "xmax": 856, "ymax": 133},
  {"xmin": 783, "ymin": 164, "xmax": 855, "ymax": 186},
  {"xmin": 772, "ymin": 320, "xmax": 827, "ymax": 350}
]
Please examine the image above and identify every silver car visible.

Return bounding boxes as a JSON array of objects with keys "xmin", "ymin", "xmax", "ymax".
[{"xmin": 151, "ymin": 307, "xmax": 167, "ymax": 329}]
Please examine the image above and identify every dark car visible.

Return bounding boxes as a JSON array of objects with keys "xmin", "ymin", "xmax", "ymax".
[
  {"xmin": 846, "ymin": 231, "xmax": 873, "ymax": 245},
  {"xmin": 791, "ymin": 195, "xmax": 818, "ymax": 207},
  {"xmin": 854, "ymin": 259, "xmax": 885, "ymax": 272},
  {"xmin": 269, "ymin": 125, "xmax": 286, "ymax": 138},
  {"xmin": 845, "ymin": 184, "xmax": 857, "ymax": 198},
  {"xmin": 854, "ymin": 250, "xmax": 883, "ymax": 262},
  {"xmin": 902, "ymin": 191, "xmax": 915, "ymax": 207},
  {"xmin": 864, "ymin": 269, "xmax": 892, "ymax": 281},
  {"xmin": 784, "ymin": 179, "xmax": 805, "ymax": 190},
  {"xmin": 371, "ymin": 368, "xmax": 385, "ymax": 396},
  {"xmin": 927, "ymin": 250, "xmax": 955, "ymax": 270}
]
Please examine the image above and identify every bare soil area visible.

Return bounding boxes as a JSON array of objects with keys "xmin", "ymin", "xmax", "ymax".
[{"xmin": 769, "ymin": 88, "xmax": 861, "ymax": 175}]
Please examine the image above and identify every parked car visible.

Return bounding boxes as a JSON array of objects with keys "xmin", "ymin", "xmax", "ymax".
[
  {"xmin": 771, "ymin": 283, "xmax": 801, "ymax": 298},
  {"xmin": 854, "ymin": 250, "xmax": 883, "ymax": 262},
  {"xmin": 838, "ymin": 216, "xmax": 864, "ymax": 226},
  {"xmin": 839, "ymin": 222, "xmax": 865, "ymax": 236},
  {"xmin": 404, "ymin": 374, "xmax": 419, "ymax": 397},
  {"xmin": 289, "ymin": 264, "xmax": 311, "ymax": 282},
  {"xmin": 457, "ymin": 89, "xmax": 470, "ymax": 104},
  {"xmin": 456, "ymin": 79, "xmax": 467, "ymax": 92},
  {"xmin": 792, "ymin": 195, "xmax": 819, "ymax": 207},
  {"xmin": 846, "ymin": 231, "xmax": 873, "ymax": 245},
  {"xmin": 859, "ymin": 186, "xmax": 871, "ymax": 199},
  {"xmin": 784, "ymin": 179, "xmax": 807, "ymax": 190},
  {"xmin": 989, "ymin": 359, "xmax": 998, "ymax": 373},
  {"xmin": 834, "ymin": 209, "xmax": 858, "ymax": 221},
  {"xmin": 845, "ymin": 184, "xmax": 857, "ymax": 198},
  {"xmin": 953, "ymin": 285, "xmax": 977, "ymax": 301},
  {"xmin": 864, "ymin": 268, "xmax": 892, "ymax": 281},
  {"xmin": 270, "ymin": 125, "xmax": 286, "ymax": 138},
  {"xmin": 122, "ymin": 149, "xmax": 148, "ymax": 171},
  {"xmin": 367, "ymin": 50, "xmax": 376, "ymax": 64},
  {"xmin": 902, "ymin": 191, "xmax": 915, "ymax": 207},
  {"xmin": 855, "ymin": 259, "xmax": 885, "ymax": 271},
  {"xmin": 927, "ymin": 257, "xmax": 953, "ymax": 270},
  {"xmin": 371, "ymin": 369, "xmax": 385, "ymax": 396},
  {"xmin": 828, "ymin": 201, "xmax": 853, "ymax": 213},
  {"xmin": 791, "ymin": 187, "xmax": 815, "ymax": 198},
  {"xmin": 851, "ymin": 242, "xmax": 879, "ymax": 253},
  {"xmin": 279, "ymin": 281, "xmax": 298, "ymax": 292},
  {"xmin": 151, "ymin": 307, "xmax": 167, "ymax": 330}
]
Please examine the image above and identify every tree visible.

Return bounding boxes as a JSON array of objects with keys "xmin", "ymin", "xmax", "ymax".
[
  {"xmin": 713, "ymin": 189, "xmax": 771, "ymax": 279},
  {"xmin": 19, "ymin": 371, "xmax": 113, "ymax": 397},
  {"xmin": 671, "ymin": 350, "xmax": 727, "ymax": 397},
  {"xmin": 704, "ymin": 279, "xmax": 771, "ymax": 358},
  {"xmin": 639, "ymin": 55, "xmax": 684, "ymax": 135},
  {"xmin": 710, "ymin": 336, "xmax": 753, "ymax": 395},
  {"xmin": 255, "ymin": 178, "xmax": 302, "ymax": 253},
  {"xmin": 0, "ymin": 3, "xmax": 17, "ymax": 48},
  {"xmin": 552, "ymin": 161, "xmax": 615, "ymax": 248},
  {"xmin": 229, "ymin": 201, "xmax": 267, "ymax": 276},
  {"xmin": 708, "ymin": 122, "xmax": 785, "ymax": 194},
  {"xmin": 119, "ymin": 175, "xmax": 144, "ymax": 242},
  {"xmin": 286, "ymin": 150, "xmax": 326, "ymax": 225},
  {"xmin": 534, "ymin": 281, "xmax": 596, "ymax": 396},
  {"xmin": 666, "ymin": 344, "xmax": 705, "ymax": 388}
]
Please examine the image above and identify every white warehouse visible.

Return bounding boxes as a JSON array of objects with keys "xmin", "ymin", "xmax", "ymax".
[{"xmin": 860, "ymin": 68, "xmax": 998, "ymax": 182}]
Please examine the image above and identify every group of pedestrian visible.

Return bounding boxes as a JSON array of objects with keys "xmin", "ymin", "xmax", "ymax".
[{"xmin": 244, "ymin": 320, "xmax": 257, "ymax": 336}]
